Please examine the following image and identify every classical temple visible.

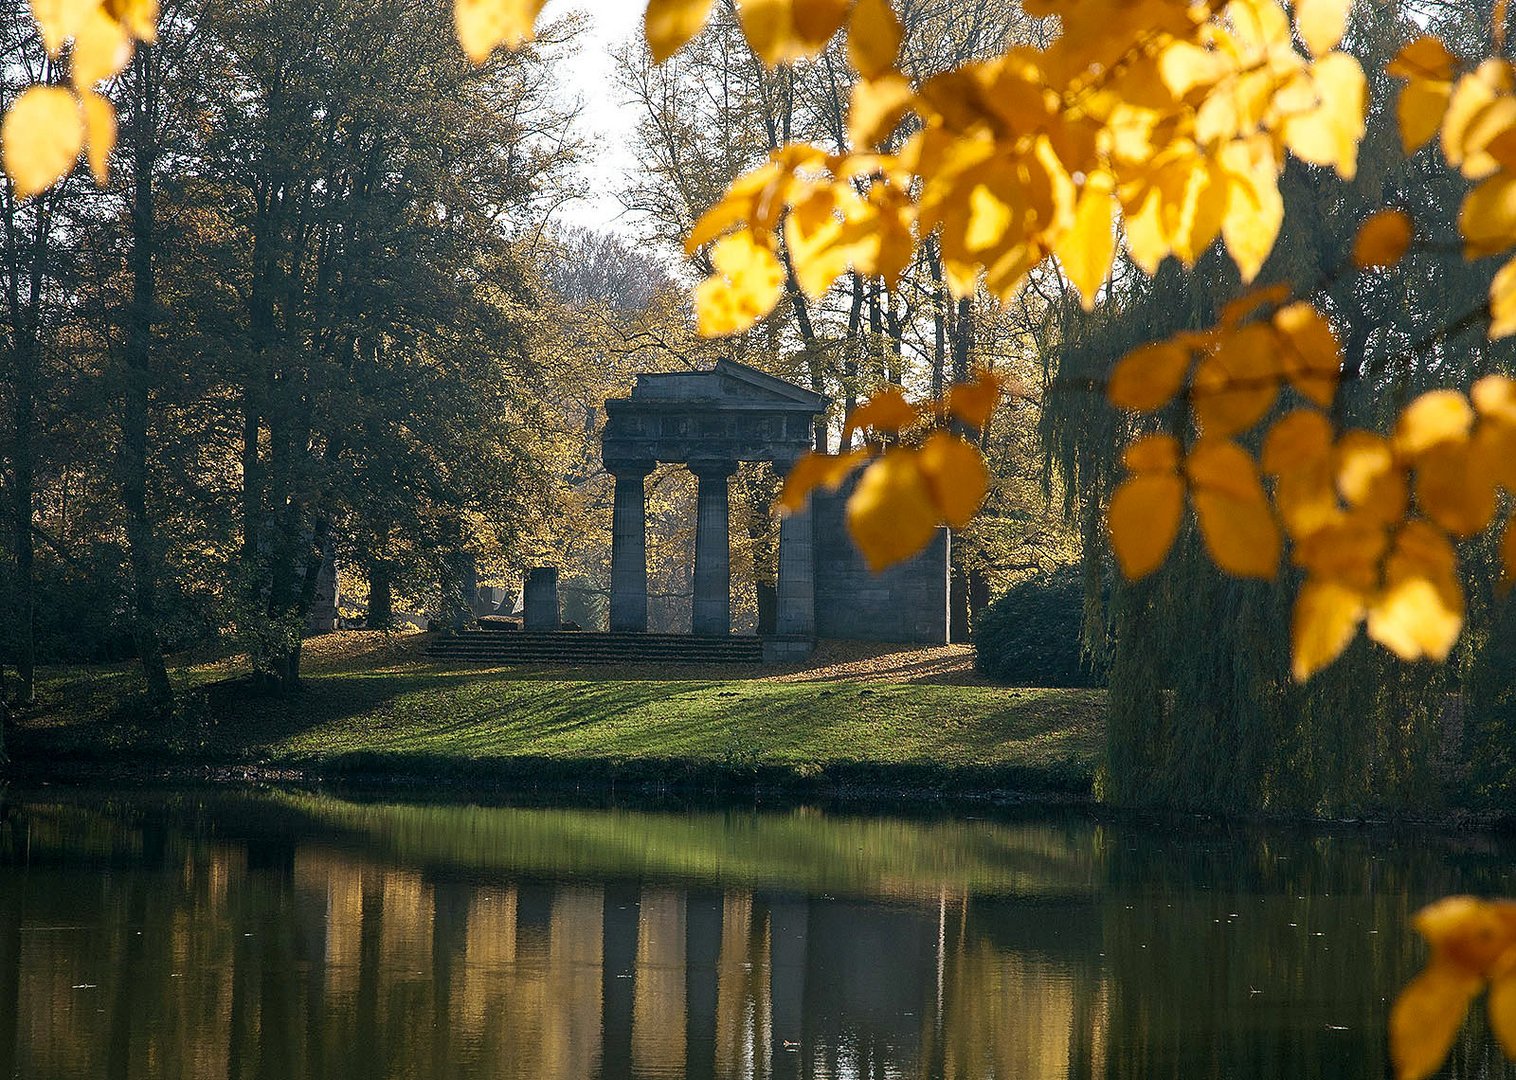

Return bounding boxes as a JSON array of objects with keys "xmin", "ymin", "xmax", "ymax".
[
  {"xmin": 601, "ymin": 359, "xmax": 827, "ymax": 648},
  {"xmin": 602, "ymin": 359, "xmax": 950, "ymax": 653},
  {"xmin": 429, "ymin": 359, "xmax": 949, "ymax": 664}
]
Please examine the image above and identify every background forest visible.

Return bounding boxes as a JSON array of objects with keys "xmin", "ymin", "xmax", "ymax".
[
  {"xmin": 8, "ymin": 0, "xmax": 1516, "ymax": 823},
  {"xmin": 0, "ymin": 0, "xmax": 1072, "ymax": 715}
]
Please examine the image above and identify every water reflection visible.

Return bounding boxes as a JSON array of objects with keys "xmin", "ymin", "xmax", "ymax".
[{"xmin": 0, "ymin": 792, "xmax": 1511, "ymax": 1079}]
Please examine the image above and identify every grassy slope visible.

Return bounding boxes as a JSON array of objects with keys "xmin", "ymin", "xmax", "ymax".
[{"xmin": 14, "ymin": 634, "xmax": 1105, "ymax": 796}]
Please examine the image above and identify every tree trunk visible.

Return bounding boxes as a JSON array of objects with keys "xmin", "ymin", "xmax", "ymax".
[
  {"xmin": 928, "ymin": 242, "xmax": 948, "ymax": 400},
  {"xmin": 950, "ymin": 550, "xmax": 971, "ymax": 644},
  {"xmin": 952, "ymin": 296, "xmax": 974, "ymax": 385},
  {"xmin": 121, "ymin": 45, "xmax": 173, "ymax": 714},
  {"xmin": 842, "ymin": 273, "xmax": 864, "ymax": 449},
  {"xmin": 367, "ymin": 558, "xmax": 393, "ymax": 631},
  {"xmin": 9, "ymin": 341, "xmax": 35, "ymax": 708}
]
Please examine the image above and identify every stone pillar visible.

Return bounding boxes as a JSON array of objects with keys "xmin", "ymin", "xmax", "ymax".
[
  {"xmin": 306, "ymin": 547, "xmax": 340, "ymax": 635},
  {"xmin": 775, "ymin": 487, "xmax": 815, "ymax": 641},
  {"xmin": 610, "ymin": 462, "xmax": 654, "ymax": 632},
  {"xmin": 523, "ymin": 567, "xmax": 560, "ymax": 631},
  {"xmin": 691, "ymin": 460, "xmax": 737, "ymax": 636}
]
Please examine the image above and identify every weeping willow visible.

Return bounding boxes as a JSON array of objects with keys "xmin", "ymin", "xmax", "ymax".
[{"xmin": 1040, "ymin": 0, "xmax": 1516, "ymax": 816}]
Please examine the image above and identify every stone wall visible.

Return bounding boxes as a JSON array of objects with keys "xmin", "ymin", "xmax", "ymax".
[{"xmin": 811, "ymin": 489, "xmax": 950, "ymax": 644}]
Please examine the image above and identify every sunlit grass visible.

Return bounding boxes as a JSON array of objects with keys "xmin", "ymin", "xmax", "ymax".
[{"xmin": 19, "ymin": 633, "xmax": 1105, "ymax": 795}]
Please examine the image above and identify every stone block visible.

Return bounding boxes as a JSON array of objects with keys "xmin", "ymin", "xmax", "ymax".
[
  {"xmin": 811, "ymin": 489, "xmax": 950, "ymax": 644},
  {"xmin": 524, "ymin": 567, "xmax": 561, "ymax": 631}
]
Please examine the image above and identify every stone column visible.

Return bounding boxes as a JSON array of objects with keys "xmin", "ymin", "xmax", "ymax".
[
  {"xmin": 775, "ymin": 472, "xmax": 815, "ymax": 640},
  {"xmin": 691, "ymin": 460, "xmax": 737, "ymax": 636},
  {"xmin": 610, "ymin": 462, "xmax": 655, "ymax": 632}
]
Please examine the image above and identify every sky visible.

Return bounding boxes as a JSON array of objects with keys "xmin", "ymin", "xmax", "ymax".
[{"xmin": 542, "ymin": 2, "xmax": 649, "ymax": 234}]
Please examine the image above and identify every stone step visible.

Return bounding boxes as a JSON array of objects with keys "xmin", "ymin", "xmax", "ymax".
[{"xmin": 426, "ymin": 632, "xmax": 765, "ymax": 665}]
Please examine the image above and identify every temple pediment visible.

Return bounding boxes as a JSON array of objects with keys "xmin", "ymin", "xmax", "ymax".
[
  {"xmin": 603, "ymin": 359, "xmax": 826, "ymax": 470},
  {"xmin": 626, "ymin": 359, "xmax": 826, "ymax": 411}
]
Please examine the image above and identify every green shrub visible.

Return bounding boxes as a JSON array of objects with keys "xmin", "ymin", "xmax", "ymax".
[{"xmin": 974, "ymin": 568, "xmax": 1104, "ymax": 688}]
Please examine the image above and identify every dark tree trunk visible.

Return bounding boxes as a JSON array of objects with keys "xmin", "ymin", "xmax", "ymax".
[
  {"xmin": 928, "ymin": 242, "xmax": 947, "ymax": 400},
  {"xmin": 122, "ymin": 45, "xmax": 173, "ymax": 714},
  {"xmin": 367, "ymin": 557, "xmax": 393, "ymax": 631},
  {"xmin": 952, "ymin": 296, "xmax": 974, "ymax": 385},
  {"xmin": 950, "ymin": 552, "xmax": 970, "ymax": 644},
  {"xmin": 9, "ymin": 342, "xmax": 35, "ymax": 708},
  {"xmin": 842, "ymin": 272, "xmax": 865, "ymax": 448},
  {"xmin": 4, "ymin": 198, "xmax": 51, "ymax": 709}
]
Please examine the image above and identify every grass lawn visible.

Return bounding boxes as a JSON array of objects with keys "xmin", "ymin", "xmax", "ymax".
[{"xmin": 12, "ymin": 633, "xmax": 1106, "ymax": 798}]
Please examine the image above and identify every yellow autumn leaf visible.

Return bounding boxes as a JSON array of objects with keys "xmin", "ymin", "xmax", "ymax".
[
  {"xmin": 778, "ymin": 448, "xmax": 871, "ymax": 514},
  {"xmin": 848, "ymin": 0, "xmax": 902, "ymax": 81},
  {"xmin": 1264, "ymin": 410, "xmax": 1341, "ymax": 537},
  {"xmin": 1461, "ymin": 173, "xmax": 1516, "ymax": 260},
  {"xmin": 104, "ymin": 0, "xmax": 158, "ymax": 41},
  {"xmin": 1294, "ymin": 0, "xmax": 1350, "ymax": 58},
  {"xmin": 1274, "ymin": 301, "xmax": 1341, "ymax": 407},
  {"xmin": 1444, "ymin": 60, "xmax": 1515, "ymax": 179},
  {"xmin": 1474, "ymin": 416, "xmax": 1516, "ymax": 494},
  {"xmin": 1108, "ymin": 340, "xmax": 1192, "ymax": 412},
  {"xmin": 685, "ymin": 159, "xmax": 795, "ymax": 253},
  {"xmin": 1413, "ymin": 896, "xmax": 1516, "ymax": 973},
  {"xmin": 1353, "ymin": 209, "xmax": 1413, "ymax": 268},
  {"xmin": 1219, "ymin": 137, "xmax": 1285, "ymax": 284},
  {"xmin": 846, "ymin": 448, "xmax": 941, "ymax": 571},
  {"xmin": 71, "ymin": 6, "xmax": 131, "ymax": 88},
  {"xmin": 1474, "ymin": 373, "xmax": 1516, "ymax": 423},
  {"xmin": 1124, "ymin": 433, "xmax": 1182, "ymax": 474},
  {"xmin": 849, "ymin": 75, "xmax": 914, "ymax": 148},
  {"xmin": 1055, "ymin": 170, "xmax": 1117, "ymax": 310},
  {"xmin": 645, "ymin": 0, "xmax": 715, "ymax": 63},
  {"xmin": 1281, "ymin": 51, "xmax": 1368, "ymax": 181},
  {"xmin": 1186, "ymin": 438, "xmax": 1281, "ymax": 579},
  {"xmin": 79, "ymin": 88, "xmax": 114, "ymax": 185},
  {"xmin": 1293, "ymin": 514, "xmax": 1389, "ymax": 593},
  {"xmin": 454, "ymin": 0, "xmax": 545, "ymax": 64},
  {"xmin": 1221, "ymin": 284, "xmax": 1293, "ymax": 328},
  {"xmin": 2, "ymin": 86, "xmax": 83, "ymax": 201},
  {"xmin": 1291, "ymin": 578, "xmax": 1364, "ymax": 681},
  {"xmin": 1394, "ymin": 389, "xmax": 1475, "ymax": 458},
  {"xmin": 1109, "ymin": 473, "xmax": 1184, "ymax": 580},
  {"xmin": 1366, "ymin": 520, "xmax": 1464, "ymax": 662},
  {"xmin": 917, "ymin": 431, "xmax": 989, "ymax": 529},
  {"xmin": 1417, "ymin": 440, "xmax": 1499, "ymax": 537},
  {"xmin": 1389, "ymin": 963, "xmax": 1484, "ymax": 1080},
  {"xmin": 946, "ymin": 371, "xmax": 1003, "ymax": 430},
  {"xmin": 737, "ymin": 0, "xmax": 851, "ymax": 67},
  {"xmin": 28, "ymin": 0, "xmax": 97, "ymax": 55},
  {"xmin": 696, "ymin": 230, "xmax": 786, "ymax": 337},
  {"xmin": 1262, "ymin": 409, "xmax": 1334, "ymax": 475},
  {"xmin": 1398, "ymin": 77, "xmax": 1454, "ymax": 156},
  {"xmin": 1157, "ymin": 39, "xmax": 1230, "ymax": 98},
  {"xmin": 1491, "ymin": 255, "xmax": 1516, "ymax": 339},
  {"xmin": 1191, "ymin": 323, "xmax": 1280, "ymax": 437},
  {"xmin": 785, "ymin": 187, "xmax": 858, "ymax": 298},
  {"xmin": 1489, "ymin": 974, "xmax": 1516, "ymax": 1059},
  {"xmin": 1387, "ymin": 35, "xmax": 1456, "ymax": 84},
  {"xmin": 1335, "ymin": 430, "xmax": 1408, "ymax": 524},
  {"xmin": 845, "ymin": 385, "xmax": 918, "ymax": 441}
]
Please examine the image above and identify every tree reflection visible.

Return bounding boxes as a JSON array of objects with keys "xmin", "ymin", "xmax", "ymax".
[{"xmin": 0, "ymin": 793, "xmax": 1510, "ymax": 1079}]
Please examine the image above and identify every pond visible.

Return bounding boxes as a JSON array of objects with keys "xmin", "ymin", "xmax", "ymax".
[{"xmin": 0, "ymin": 789, "xmax": 1509, "ymax": 1080}]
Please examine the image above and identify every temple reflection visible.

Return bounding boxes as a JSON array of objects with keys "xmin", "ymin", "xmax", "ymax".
[{"xmin": 0, "ymin": 794, "xmax": 1510, "ymax": 1080}]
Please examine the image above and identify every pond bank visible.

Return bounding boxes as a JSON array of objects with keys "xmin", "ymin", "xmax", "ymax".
[{"xmin": 8, "ymin": 632, "xmax": 1104, "ymax": 805}]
